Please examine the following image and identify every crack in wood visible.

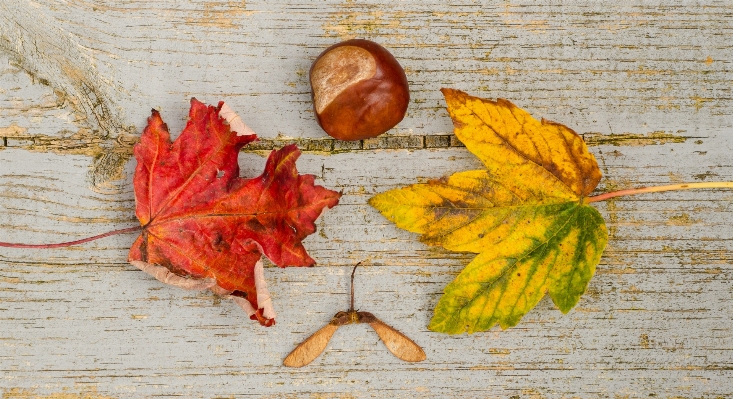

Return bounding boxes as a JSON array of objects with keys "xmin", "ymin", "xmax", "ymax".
[{"xmin": 0, "ymin": 131, "xmax": 692, "ymax": 154}]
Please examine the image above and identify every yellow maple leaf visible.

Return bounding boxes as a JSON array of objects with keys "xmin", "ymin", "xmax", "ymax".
[{"xmin": 369, "ymin": 88, "xmax": 608, "ymax": 334}]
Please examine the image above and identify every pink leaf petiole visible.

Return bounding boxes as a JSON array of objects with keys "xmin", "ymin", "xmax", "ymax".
[
  {"xmin": 586, "ymin": 182, "xmax": 733, "ymax": 203},
  {"xmin": 0, "ymin": 225, "xmax": 142, "ymax": 248}
]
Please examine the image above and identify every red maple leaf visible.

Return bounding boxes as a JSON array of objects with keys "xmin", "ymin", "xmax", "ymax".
[{"xmin": 127, "ymin": 99, "xmax": 340, "ymax": 326}]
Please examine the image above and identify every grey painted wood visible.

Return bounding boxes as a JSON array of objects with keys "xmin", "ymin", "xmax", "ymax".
[{"xmin": 1, "ymin": 1, "xmax": 732, "ymax": 398}]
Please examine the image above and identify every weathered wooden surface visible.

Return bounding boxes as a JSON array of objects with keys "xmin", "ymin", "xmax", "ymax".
[{"xmin": 1, "ymin": 1, "xmax": 732, "ymax": 398}]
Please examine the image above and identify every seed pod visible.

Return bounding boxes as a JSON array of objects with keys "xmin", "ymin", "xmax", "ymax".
[{"xmin": 283, "ymin": 263, "xmax": 426, "ymax": 367}]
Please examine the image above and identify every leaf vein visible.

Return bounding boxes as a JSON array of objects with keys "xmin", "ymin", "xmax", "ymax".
[
  {"xmin": 467, "ymin": 205, "xmax": 581, "ymax": 330},
  {"xmin": 467, "ymin": 104, "xmax": 575, "ymax": 196}
]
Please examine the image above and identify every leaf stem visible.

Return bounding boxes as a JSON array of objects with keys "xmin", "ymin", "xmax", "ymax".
[
  {"xmin": 350, "ymin": 262, "xmax": 360, "ymax": 312},
  {"xmin": 586, "ymin": 182, "xmax": 733, "ymax": 203},
  {"xmin": 0, "ymin": 225, "xmax": 142, "ymax": 249}
]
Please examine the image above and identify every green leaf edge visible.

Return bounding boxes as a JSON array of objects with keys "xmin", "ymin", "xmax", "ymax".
[{"xmin": 427, "ymin": 203, "xmax": 608, "ymax": 334}]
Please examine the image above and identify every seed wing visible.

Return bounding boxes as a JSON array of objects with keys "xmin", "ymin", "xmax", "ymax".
[
  {"xmin": 283, "ymin": 323, "xmax": 339, "ymax": 367},
  {"xmin": 368, "ymin": 319, "xmax": 426, "ymax": 362}
]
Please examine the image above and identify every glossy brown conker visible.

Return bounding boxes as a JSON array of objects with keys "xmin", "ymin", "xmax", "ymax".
[{"xmin": 309, "ymin": 39, "xmax": 409, "ymax": 141}]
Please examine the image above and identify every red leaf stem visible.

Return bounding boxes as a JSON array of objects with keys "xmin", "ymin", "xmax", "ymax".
[{"xmin": 0, "ymin": 226, "xmax": 142, "ymax": 249}]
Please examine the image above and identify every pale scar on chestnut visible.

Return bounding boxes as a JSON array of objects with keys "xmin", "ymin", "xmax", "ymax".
[{"xmin": 310, "ymin": 45, "xmax": 376, "ymax": 114}]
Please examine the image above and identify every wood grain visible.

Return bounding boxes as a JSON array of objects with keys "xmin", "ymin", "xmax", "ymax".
[{"xmin": 1, "ymin": 1, "xmax": 732, "ymax": 398}]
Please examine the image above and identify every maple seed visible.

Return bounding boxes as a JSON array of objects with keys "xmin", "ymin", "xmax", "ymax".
[
  {"xmin": 310, "ymin": 39, "xmax": 410, "ymax": 141},
  {"xmin": 283, "ymin": 263, "xmax": 426, "ymax": 367}
]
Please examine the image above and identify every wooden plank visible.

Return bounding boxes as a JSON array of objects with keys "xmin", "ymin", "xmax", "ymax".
[
  {"xmin": 2, "ymin": 143, "xmax": 732, "ymax": 397},
  {"xmin": 1, "ymin": 0, "xmax": 732, "ymax": 398}
]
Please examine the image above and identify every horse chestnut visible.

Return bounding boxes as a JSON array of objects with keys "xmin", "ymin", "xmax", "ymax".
[{"xmin": 309, "ymin": 39, "xmax": 409, "ymax": 141}]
